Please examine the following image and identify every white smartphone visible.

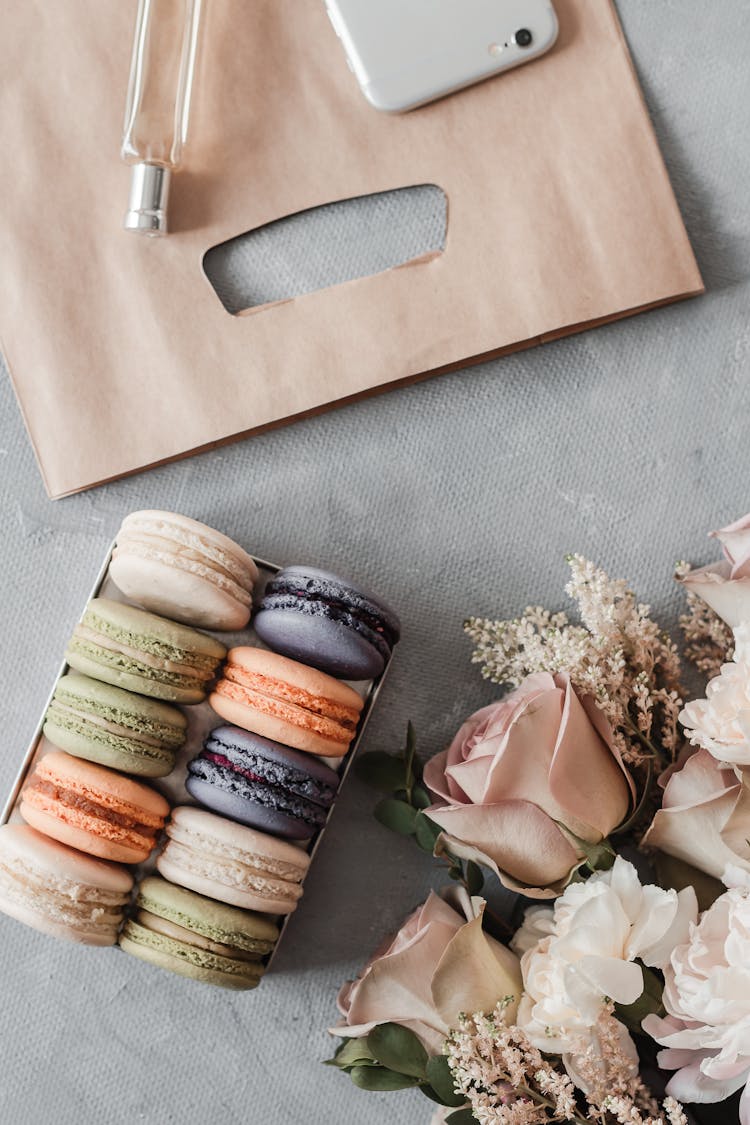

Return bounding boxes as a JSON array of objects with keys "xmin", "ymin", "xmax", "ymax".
[{"xmin": 324, "ymin": 0, "xmax": 559, "ymax": 113}]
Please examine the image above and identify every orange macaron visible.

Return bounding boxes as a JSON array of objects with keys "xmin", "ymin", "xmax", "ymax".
[
  {"xmin": 209, "ymin": 648, "xmax": 364, "ymax": 758},
  {"xmin": 20, "ymin": 750, "xmax": 169, "ymax": 864}
]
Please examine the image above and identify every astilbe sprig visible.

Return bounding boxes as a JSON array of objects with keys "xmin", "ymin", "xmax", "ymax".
[
  {"xmin": 464, "ymin": 555, "xmax": 685, "ymax": 767},
  {"xmin": 675, "ymin": 561, "xmax": 734, "ymax": 678},
  {"xmin": 446, "ymin": 1003, "xmax": 687, "ymax": 1125}
]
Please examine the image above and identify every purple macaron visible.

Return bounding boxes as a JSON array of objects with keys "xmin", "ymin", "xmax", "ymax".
[
  {"xmin": 253, "ymin": 565, "xmax": 401, "ymax": 680},
  {"xmin": 186, "ymin": 725, "xmax": 340, "ymax": 840}
]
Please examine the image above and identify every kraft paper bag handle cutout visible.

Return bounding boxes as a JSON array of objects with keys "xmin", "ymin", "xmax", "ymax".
[{"xmin": 0, "ymin": 0, "xmax": 702, "ymax": 499}]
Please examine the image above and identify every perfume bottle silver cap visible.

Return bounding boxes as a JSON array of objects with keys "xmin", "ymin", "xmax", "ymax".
[{"xmin": 124, "ymin": 162, "xmax": 171, "ymax": 236}]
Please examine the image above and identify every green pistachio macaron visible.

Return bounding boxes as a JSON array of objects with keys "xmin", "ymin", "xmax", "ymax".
[
  {"xmin": 65, "ymin": 597, "xmax": 227, "ymax": 704},
  {"xmin": 119, "ymin": 876, "xmax": 279, "ymax": 989},
  {"xmin": 43, "ymin": 672, "xmax": 187, "ymax": 778}
]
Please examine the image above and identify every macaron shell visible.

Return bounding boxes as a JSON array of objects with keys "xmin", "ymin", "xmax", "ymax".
[
  {"xmin": 66, "ymin": 597, "xmax": 226, "ymax": 704},
  {"xmin": 224, "ymin": 648, "xmax": 364, "ymax": 707},
  {"xmin": 65, "ymin": 649, "xmax": 209, "ymax": 706},
  {"xmin": 208, "ymin": 692, "xmax": 350, "ymax": 757},
  {"xmin": 254, "ymin": 564, "xmax": 400, "ymax": 678},
  {"xmin": 43, "ymin": 674, "xmax": 184, "ymax": 778},
  {"xmin": 116, "ymin": 511, "xmax": 259, "ymax": 585},
  {"xmin": 137, "ymin": 874, "xmax": 279, "ymax": 950},
  {"xmin": 187, "ymin": 727, "xmax": 336, "ymax": 837},
  {"xmin": 158, "ymin": 806, "xmax": 309, "ymax": 915},
  {"xmin": 203, "ymin": 725, "xmax": 341, "ymax": 800},
  {"xmin": 20, "ymin": 804, "xmax": 153, "ymax": 865},
  {"xmin": 210, "ymin": 647, "xmax": 363, "ymax": 757},
  {"xmin": 42, "ymin": 715, "xmax": 177, "ymax": 778},
  {"xmin": 155, "ymin": 854, "xmax": 300, "ymax": 915},
  {"xmin": 49, "ymin": 672, "xmax": 188, "ymax": 732},
  {"xmin": 82, "ymin": 598, "xmax": 228, "ymax": 659},
  {"xmin": 0, "ymin": 824, "xmax": 132, "ymax": 945},
  {"xmin": 119, "ymin": 925, "xmax": 264, "ymax": 989},
  {"xmin": 20, "ymin": 751, "xmax": 168, "ymax": 864},
  {"xmin": 253, "ymin": 607, "xmax": 384, "ymax": 678},
  {"xmin": 110, "ymin": 554, "xmax": 251, "ymax": 631},
  {"xmin": 185, "ymin": 775, "xmax": 315, "ymax": 840},
  {"xmin": 0, "ymin": 889, "xmax": 121, "ymax": 946}
]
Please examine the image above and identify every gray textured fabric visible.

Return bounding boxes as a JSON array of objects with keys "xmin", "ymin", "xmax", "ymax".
[{"xmin": 1, "ymin": 2, "xmax": 750, "ymax": 1122}]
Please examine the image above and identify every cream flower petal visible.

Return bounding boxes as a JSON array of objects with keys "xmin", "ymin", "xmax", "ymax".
[
  {"xmin": 563, "ymin": 955, "xmax": 644, "ymax": 1014},
  {"xmin": 666, "ymin": 1058, "xmax": 749, "ymax": 1104},
  {"xmin": 638, "ymin": 886, "xmax": 698, "ymax": 969}
]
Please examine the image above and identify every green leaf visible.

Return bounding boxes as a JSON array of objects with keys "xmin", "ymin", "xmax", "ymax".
[
  {"xmin": 323, "ymin": 1038, "xmax": 379, "ymax": 1069},
  {"xmin": 445, "ymin": 1109, "xmax": 475, "ymax": 1124},
  {"xmin": 425, "ymin": 1055, "xmax": 465, "ymax": 1107},
  {"xmin": 412, "ymin": 783, "xmax": 432, "ymax": 810},
  {"xmin": 367, "ymin": 1023, "xmax": 428, "ymax": 1079},
  {"xmin": 415, "ymin": 811, "xmax": 443, "ymax": 853},
  {"xmin": 418, "ymin": 1084, "xmax": 447, "ymax": 1105},
  {"xmin": 653, "ymin": 851, "xmax": 725, "ymax": 913},
  {"xmin": 349, "ymin": 1065, "xmax": 420, "ymax": 1091},
  {"xmin": 465, "ymin": 861, "xmax": 484, "ymax": 896},
  {"xmin": 404, "ymin": 721, "xmax": 418, "ymax": 788},
  {"xmin": 374, "ymin": 798, "xmax": 419, "ymax": 836},
  {"xmin": 355, "ymin": 751, "xmax": 408, "ymax": 794}
]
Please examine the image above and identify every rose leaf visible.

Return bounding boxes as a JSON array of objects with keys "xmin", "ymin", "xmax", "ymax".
[
  {"xmin": 424, "ymin": 1055, "xmax": 465, "ymax": 1107},
  {"xmin": 374, "ymin": 798, "xmax": 419, "ymax": 836},
  {"xmin": 323, "ymin": 1038, "xmax": 379, "ymax": 1069},
  {"xmin": 412, "ymin": 783, "xmax": 432, "ymax": 810},
  {"xmin": 349, "ymin": 1065, "xmax": 421, "ymax": 1091},
  {"xmin": 415, "ymin": 812, "xmax": 443, "ymax": 852},
  {"xmin": 367, "ymin": 1022, "xmax": 428, "ymax": 1078},
  {"xmin": 355, "ymin": 751, "xmax": 408, "ymax": 794}
]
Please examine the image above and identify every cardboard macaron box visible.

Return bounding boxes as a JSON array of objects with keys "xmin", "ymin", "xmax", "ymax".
[{"xmin": 0, "ymin": 511, "xmax": 399, "ymax": 990}]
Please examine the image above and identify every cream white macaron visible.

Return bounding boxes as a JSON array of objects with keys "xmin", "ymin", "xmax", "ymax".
[
  {"xmin": 0, "ymin": 823, "xmax": 133, "ymax": 946},
  {"xmin": 157, "ymin": 806, "xmax": 310, "ymax": 916},
  {"xmin": 110, "ymin": 510, "xmax": 259, "ymax": 631}
]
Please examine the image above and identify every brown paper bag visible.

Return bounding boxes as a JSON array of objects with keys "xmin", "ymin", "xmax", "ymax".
[{"xmin": 0, "ymin": 0, "xmax": 702, "ymax": 498}]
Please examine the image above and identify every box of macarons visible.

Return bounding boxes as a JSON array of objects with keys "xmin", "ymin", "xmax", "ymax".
[{"xmin": 0, "ymin": 511, "xmax": 400, "ymax": 990}]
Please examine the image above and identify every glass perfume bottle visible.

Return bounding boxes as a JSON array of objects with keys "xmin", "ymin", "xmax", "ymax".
[{"xmin": 121, "ymin": 0, "xmax": 203, "ymax": 236}]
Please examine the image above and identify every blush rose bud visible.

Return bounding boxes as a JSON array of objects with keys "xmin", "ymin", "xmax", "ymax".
[
  {"xmin": 423, "ymin": 672, "xmax": 633, "ymax": 897},
  {"xmin": 331, "ymin": 891, "xmax": 522, "ymax": 1056}
]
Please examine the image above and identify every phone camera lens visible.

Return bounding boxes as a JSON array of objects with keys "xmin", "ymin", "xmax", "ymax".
[{"xmin": 514, "ymin": 28, "xmax": 533, "ymax": 47}]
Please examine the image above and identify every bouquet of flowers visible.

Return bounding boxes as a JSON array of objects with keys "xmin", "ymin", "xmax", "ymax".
[{"xmin": 325, "ymin": 513, "xmax": 750, "ymax": 1125}]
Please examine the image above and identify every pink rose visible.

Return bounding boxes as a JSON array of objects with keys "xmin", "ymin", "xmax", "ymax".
[
  {"xmin": 423, "ymin": 672, "xmax": 633, "ymax": 897},
  {"xmin": 679, "ymin": 512, "xmax": 750, "ymax": 627},
  {"xmin": 643, "ymin": 748, "xmax": 750, "ymax": 881},
  {"xmin": 332, "ymin": 891, "xmax": 521, "ymax": 1055}
]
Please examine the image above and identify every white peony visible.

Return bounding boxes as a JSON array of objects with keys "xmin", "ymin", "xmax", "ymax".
[
  {"xmin": 512, "ymin": 857, "xmax": 698, "ymax": 1084},
  {"xmin": 644, "ymin": 867, "xmax": 750, "ymax": 1123},
  {"xmin": 680, "ymin": 630, "xmax": 750, "ymax": 767}
]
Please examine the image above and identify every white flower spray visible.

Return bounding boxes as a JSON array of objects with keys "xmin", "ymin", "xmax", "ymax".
[{"xmin": 465, "ymin": 555, "xmax": 684, "ymax": 769}]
